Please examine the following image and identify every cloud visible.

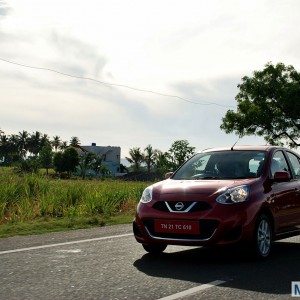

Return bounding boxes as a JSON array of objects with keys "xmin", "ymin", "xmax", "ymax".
[
  {"xmin": 171, "ymin": 76, "xmax": 240, "ymax": 107},
  {"xmin": 163, "ymin": 77, "xmax": 246, "ymax": 149},
  {"xmin": 0, "ymin": 29, "xmax": 109, "ymax": 87},
  {"xmin": 0, "ymin": 1, "xmax": 10, "ymax": 17},
  {"xmin": 0, "ymin": 31, "xmax": 112, "ymax": 96},
  {"xmin": 50, "ymin": 32, "xmax": 108, "ymax": 79},
  {"xmin": 0, "ymin": 59, "xmax": 265, "ymax": 156}
]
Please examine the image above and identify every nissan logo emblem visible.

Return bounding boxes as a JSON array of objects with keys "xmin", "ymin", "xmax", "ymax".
[{"xmin": 175, "ymin": 202, "xmax": 184, "ymax": 211}]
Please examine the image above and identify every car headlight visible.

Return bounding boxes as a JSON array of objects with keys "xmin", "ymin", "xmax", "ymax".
[
  {"xmin": 216, "ymin": 185, "xmax": 249, "ymax": 204},
  {"xmin": 140, "ymin": 186, "xmax": 153, "ymax": 203}
]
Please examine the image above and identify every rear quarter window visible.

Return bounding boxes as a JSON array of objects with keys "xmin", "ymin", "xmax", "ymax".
[{"xmin": 286, "ymin": 152, "xmax": 300, "ymax": 179}]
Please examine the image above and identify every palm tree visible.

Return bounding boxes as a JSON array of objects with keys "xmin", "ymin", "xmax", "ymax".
[
  {"xmin": 70, "ymin": 136, "xmax": 80, "ymax": 147},
  {"xmin": 154, "ymin": 150, "xmax": 172, "ymax": 175},
  {"xmin": 143, "ymin": 144, "xmax": 157, "ymax": 174},
  {"xmin": 126, "ymin": 147, "xmax": 143, "ymax": 172},
  {"xmin": 52, "ymin": 136, "xmax": 61, "ymax": 152},
  {"xmin": 7, "ymin": 134, "xmax": 20, "ymax": 162},
  {"xmin": 40, "ymin": 134, "xmax": 50, "ymax": 149},
  {"xmin": 28, "ymin": 131, "xmax": 41, "ymax": 156},
  {"xmin": 60, "ymin": 141, "xmax": 68, "ymax": 150},
  {"xmin": 17, "ymin": 130, "xmax": 29, "ymax": 157}
]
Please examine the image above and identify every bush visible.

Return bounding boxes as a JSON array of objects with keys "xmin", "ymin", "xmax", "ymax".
[
  {"xmin": 53, "ymin": 148, "xmax": 79, "ymax": 176},
  {"xmin": 14, "ymin": 158, "xmax": 40, "ymax": 174}
]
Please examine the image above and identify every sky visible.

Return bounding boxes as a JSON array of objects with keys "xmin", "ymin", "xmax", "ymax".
[{"xmin": 0, "ymin": 0, "xmax": 300, "ymax": 157}]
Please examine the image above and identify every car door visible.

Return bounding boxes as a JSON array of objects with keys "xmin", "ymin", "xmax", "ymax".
[
  {"xmin": 269, "ymin": 150, "xmax": 297, "ymax": 230},
  {"xmin": 285, "ymin": 151, "xmax": 300, "ymax": 226}
]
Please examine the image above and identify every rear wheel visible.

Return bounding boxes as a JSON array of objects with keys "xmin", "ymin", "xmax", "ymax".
[
  {"xmin": 142, "ymin": 244, "xmax": 167, "ymax": 254},
  {"xmin": 253, "ymin": 214, "xmax": 272, "ymax": 258}
]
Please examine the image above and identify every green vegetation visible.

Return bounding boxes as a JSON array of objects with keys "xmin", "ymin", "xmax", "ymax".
[
  {"xmin": 0, "ymin": 130, "xmax": 197, "ymax": 237},
  {"xmin": 0, "ymin": 127, "xmax": 196, "ymax": 177},
  {"xmin": 53, "ymin": 147, "xmax": 79, "ymax": 176},
  {"xmin": 125, "ymin": 139, "xmax": 196, "ymax": 175},
  {"xmin": 221, "ymin": 62, "xmax": 300, "ymax": 148},
  {"xmin": 0, "ymin": 168, "xmax": 149, "ymax": 237}
]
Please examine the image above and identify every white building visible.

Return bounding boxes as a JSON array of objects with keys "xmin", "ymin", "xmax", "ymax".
[{"xmin": 77, "ymin": 143, "xmax": 121, "ymax": 176}]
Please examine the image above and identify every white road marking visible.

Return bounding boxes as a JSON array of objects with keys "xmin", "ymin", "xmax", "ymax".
[
  {"xmin": 157, "ymin": 280, "xmax": 226, "ymax": 300},
  {"xmin": 56, "ymin": 249, "xmax": 82, "ymax": 253},
  {"xmin": 0, "ymin": 233, "xmax": 133, "ymax": 255}
]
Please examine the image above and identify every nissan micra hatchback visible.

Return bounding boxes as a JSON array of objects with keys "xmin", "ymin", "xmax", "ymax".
[{"xmin": 133, "ymin": 146, "xmax": 300, "ymax": 258}]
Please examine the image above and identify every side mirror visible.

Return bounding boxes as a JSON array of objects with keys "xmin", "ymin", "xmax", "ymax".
[
  {"xmin": 165, "ymin": 172, "xmax": 173, "ymax": 179},
  {"xmin": 273, "ymin": 171, "xmax": 290, "ymax": 182}
]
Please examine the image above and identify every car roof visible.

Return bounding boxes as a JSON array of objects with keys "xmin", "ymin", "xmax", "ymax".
[{"xmin": 199, "ymin": 145, "xmax": 278, "ymax": 153}]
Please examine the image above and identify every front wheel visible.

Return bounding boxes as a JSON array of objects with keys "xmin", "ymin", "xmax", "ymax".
[
  {"xmin": 142, "ymin": 244, "xmax": 167, "ymax": 254},
  {"xmin": 253, "ymin": 214, "xmax": 273, "ymax": 259}
]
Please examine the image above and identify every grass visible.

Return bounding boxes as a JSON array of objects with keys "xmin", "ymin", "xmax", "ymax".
[
  {"xmin": 0, "ymin": 167, "xmax": 150, "ymax": 237},
  {"xmin": 0, "ymin": 215, "xmax": 135, "ymax": 238}
]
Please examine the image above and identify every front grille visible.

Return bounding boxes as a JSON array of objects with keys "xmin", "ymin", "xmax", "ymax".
[
  {"xmin": 152, "ymin": 201, "xmax": 211, "ymax": 212},
  {"xmin": 152, "ymin": 201, "xmax": 169, "ymax": 212},
  {"xmin": 144, "ymin": 219, "xmax": 219, "ymax": 240}
]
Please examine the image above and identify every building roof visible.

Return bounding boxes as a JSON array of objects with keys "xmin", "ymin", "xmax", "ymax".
[{"xmin": 75, "ymin": 145, "xmax": 120, "ymax": 156}]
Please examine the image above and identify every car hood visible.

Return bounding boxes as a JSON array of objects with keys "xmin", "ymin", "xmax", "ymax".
[{"xmin": 153, "ymin": 178, "xmax": 257, "ymax": 199}]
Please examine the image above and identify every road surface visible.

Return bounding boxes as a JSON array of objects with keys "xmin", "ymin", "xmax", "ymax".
[{"xmin": 0, "ymin": 224, "xmax": 299, "ymax": 299}]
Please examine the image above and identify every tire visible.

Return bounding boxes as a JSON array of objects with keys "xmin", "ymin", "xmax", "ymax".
[
  {"xmin": 142, "ymin": 244, "xmax": 167, "ymax": 254},
  {"xmin": 252, "ymin": 214, "xmax": 273, "ymax": 259}
]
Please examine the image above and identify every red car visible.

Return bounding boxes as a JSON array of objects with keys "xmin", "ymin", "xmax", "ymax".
[{"xmin": 133, "ymin": 146, "xmax": 300, "ymax": 258}]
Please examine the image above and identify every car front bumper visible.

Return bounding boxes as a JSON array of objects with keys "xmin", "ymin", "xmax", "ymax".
[{"xmin": 133, "ymin": 200, "xmax": 261, "ymax": 246}]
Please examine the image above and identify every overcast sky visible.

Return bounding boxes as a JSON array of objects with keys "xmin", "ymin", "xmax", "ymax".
[{"xmin": 1, "ymin": 0, "xmax": 300, "ymax": 156}]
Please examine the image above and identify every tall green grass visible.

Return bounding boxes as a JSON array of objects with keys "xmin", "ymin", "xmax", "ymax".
[{"xmin": 0, "ymin": 168, "xmax": 149, "ymax": 225}]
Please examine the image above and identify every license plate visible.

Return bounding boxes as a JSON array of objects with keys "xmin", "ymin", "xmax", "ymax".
[{"xmin": 154, "ymin": 220, "xmax": 200, "ymax": 234}]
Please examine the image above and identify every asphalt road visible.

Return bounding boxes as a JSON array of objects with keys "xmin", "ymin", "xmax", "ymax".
[{"xmin": 0, "ymin": 224, "xmax": 299, "ymax": 300}]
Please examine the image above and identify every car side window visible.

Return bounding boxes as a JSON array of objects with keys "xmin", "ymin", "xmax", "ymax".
[
  {"xmin": 271, "ymin": 151, "xmax": 290, "ymax": 177},
  {"xmin": 286, "ymin": 152, "xmax": 300, "ymax": 179}
]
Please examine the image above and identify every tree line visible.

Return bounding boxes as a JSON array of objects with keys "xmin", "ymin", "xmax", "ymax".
[
  {"xmin": 0, "ymin": 129, "xmax": 196, "ymax": 177},
  {"xmin": 0, "ymin": 130, "xmax": 80, "ymax": 163},
  {"xmin": 0, "ymin": 130, "xmax": 86, "ymax": 176},
  {"xmin": 125, "ymin": 140, "xmax": 195, "ymax": 175}
]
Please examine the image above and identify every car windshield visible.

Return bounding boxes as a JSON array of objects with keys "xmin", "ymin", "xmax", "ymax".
[{"xmin": 172, "ymin": 150, "xmax": 266, "ymax": 180}]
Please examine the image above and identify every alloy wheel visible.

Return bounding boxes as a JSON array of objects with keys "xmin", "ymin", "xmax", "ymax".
[{"xmin": 257, "ymin": 218, "xmax": 271, "ymax": 257}]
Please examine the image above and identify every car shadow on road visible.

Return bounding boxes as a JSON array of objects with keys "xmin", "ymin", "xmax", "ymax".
[{"xmin": 133, "ymin": 241, "xmax": 300, "ymax": 295}]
